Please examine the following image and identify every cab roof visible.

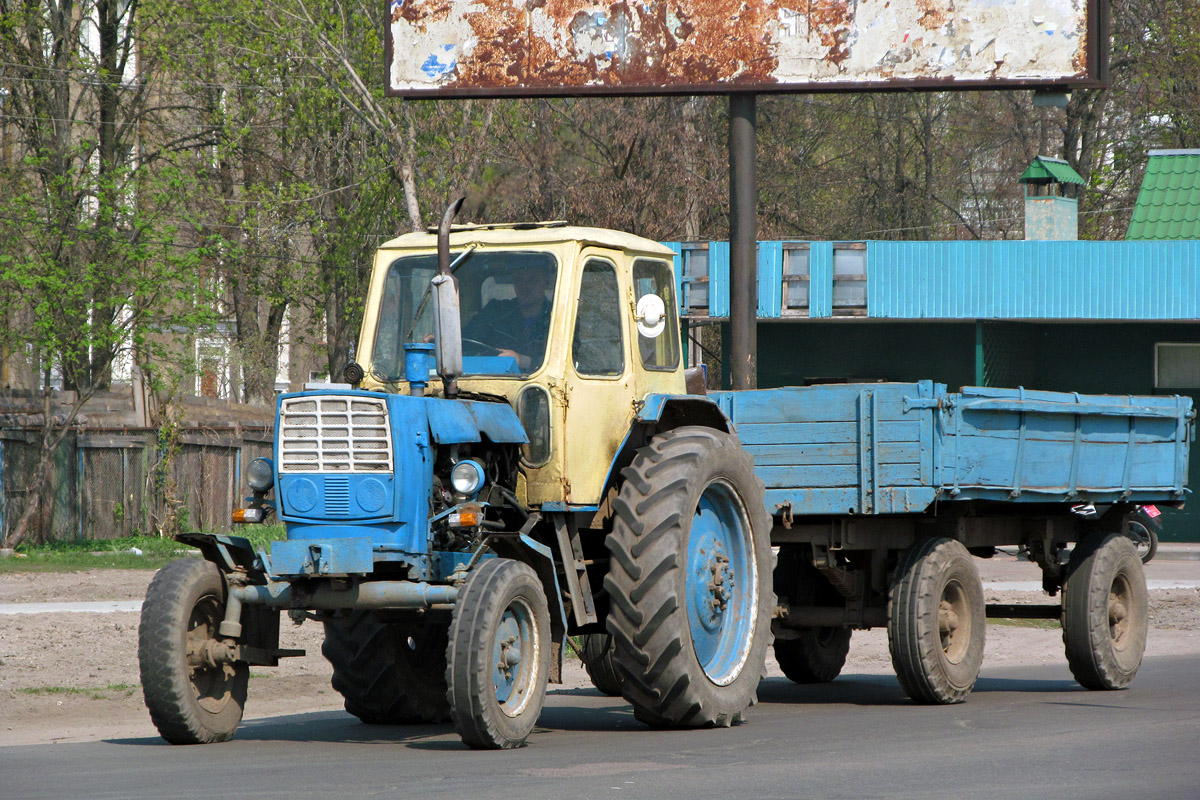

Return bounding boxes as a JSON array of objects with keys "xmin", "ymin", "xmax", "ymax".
[{"xmin": 378, "ymin": 223, "xmax": 677, "ymax": 257}]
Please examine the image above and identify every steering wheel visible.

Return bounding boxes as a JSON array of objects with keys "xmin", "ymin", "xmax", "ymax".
[{"xmin": 462, "ymin": 338, "xmax": 498, "ymax": 357}]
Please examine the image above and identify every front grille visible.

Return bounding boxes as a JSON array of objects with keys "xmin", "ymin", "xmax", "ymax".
[
  {"xmin": 278, "ymin": 395, "xmax": 393, "ymax": 473},
  {"xmin": 325, "ymin": 477, "xmax": 350, "ymax": 515}
]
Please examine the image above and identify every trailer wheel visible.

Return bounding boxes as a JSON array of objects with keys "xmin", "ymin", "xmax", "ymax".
[
  {"xmin": 321, "ymin": 612, "xmax": 450, "ymax": 724},
  {"xmin": 1062, "ymin": 532, "xmax": 1148, "ymax": 690},
  {"xmin": 888, "ymin": 538, "xmax": 985, "ymax": 704},
  {"xmin": 138, "ymin": 559, "xmax": 248, "ymax": 744},
  {"xmin": 604, "ymin": 426, "xmax": 772, "ymax": 728},
  {"xmin": 579, "ymin": 633, "xmax": 623, "ymax": 697},
  {"xmin": 774, "ymin": 628, "xmax": 852, "ymax": 684},
  {"xmin": 446, "ymin": 559, "xmax": 551, "ymax": 749},
  {"xmin": 772, "ymin": 545, "xmax": 851, "ymax": 683}
]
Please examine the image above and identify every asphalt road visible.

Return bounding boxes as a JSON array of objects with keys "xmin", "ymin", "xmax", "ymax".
[{"xmin": 4, "ymin": 656, "xmax": 1199, "ymax": 800}]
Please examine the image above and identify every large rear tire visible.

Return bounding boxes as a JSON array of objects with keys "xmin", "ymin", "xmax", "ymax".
[
  {"xmin": 604, "ymin": 426, "xmax": 773, "ymax": 728},
  {"xmin": 321, "ymin": 611, "xmax": 451, "ymax": 724},
  {"xmin": 446, "ymin": 559, "xmax": 551, "ymax": 749},
  {"xmin": 579, "ymin": 633, "xmax": 623, "ymax": 697},
  {"xmin": 888, "ymin": 537, "xmax": 985, "ymax": 704},
  {"xmin": 138, "ymin": 559, "xmax": 248, "ymax": 744},
  {"xmin": 1062, "ymin": 532, "xmax": 1148, "ymax": 690}
]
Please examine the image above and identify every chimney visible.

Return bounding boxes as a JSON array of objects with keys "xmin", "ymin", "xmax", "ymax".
[{"xmin": 1018, "ymin": 156, "xmax": 1084, "ymax": 240}]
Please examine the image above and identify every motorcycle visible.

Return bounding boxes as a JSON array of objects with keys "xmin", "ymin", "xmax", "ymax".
[{"xmin": 1126, "ymin": 504, "xmax": 1162, "ymax": 564}]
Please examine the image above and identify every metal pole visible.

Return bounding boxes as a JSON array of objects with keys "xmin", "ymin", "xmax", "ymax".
[{"xmin": 729, "ymin": 93, "xmax": 757, "ymax": 391}]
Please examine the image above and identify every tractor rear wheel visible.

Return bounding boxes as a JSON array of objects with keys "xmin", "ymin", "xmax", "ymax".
[
  {"xmin": 604, "ymin": 426, "xmax": 773, "ymax": 728},
  {"xmin": 321, "ymin": 611, "xmax": 450, "ymax": 724},
  {"xmin": 579, "ymin": 633, "xmax": 623, "ymax": 697}
]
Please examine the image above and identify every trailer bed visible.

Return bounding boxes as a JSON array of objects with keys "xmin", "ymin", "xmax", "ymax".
[{"xmin": 712, "ymin": 382, "xmax": 1194, "ymax": 518}]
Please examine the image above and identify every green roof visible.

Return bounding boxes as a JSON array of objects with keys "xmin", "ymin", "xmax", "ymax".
[
  {"xmin": 1126, "ymin": 149, "xmax": 1200, "ymax": 240},
  {"xmin": 1018, "ymin": 156, "xmax": 1086, "ymax": 186}
]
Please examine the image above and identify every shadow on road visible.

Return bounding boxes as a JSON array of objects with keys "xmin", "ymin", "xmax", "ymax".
[
  {"xmin": 107, "ymin": 670, "xmax": 1094, "ymax": 749},
  {"xmin": 107, "ymin": 690, "xmax": 641, "ymax": 749},
  {"xmin": 757, "ymin": 671, "xmax": 1082, "ymax": 707}
]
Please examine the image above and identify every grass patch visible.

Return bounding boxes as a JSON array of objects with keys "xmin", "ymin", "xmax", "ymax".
[
  {"xmin": 19, "ymin": 683, "xmax": 140, "ymax": 700},
  {"xmin": 0, "ymin": 525, "xmax": 286, "ymax": 573},
  {"xmin": 989, "ymin": 617, "xmax": 1061, "ymax": 630}
]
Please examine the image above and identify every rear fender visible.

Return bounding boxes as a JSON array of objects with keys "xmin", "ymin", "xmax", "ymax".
[{"xmin": 599, "ymin": 395, "xmax": 731, "ymax": 502}]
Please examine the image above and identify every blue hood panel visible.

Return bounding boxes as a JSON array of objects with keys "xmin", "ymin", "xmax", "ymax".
[
  {"xmin": 425, "ymin": 397, "xmax": 527, "ymax": 445},
  {"xmin": 275, "ymin": 390, "xmax": 524, "ymax": 561}
]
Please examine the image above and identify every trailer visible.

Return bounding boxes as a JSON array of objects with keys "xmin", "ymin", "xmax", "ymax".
[
  {"xmin": 714, "ymin": 382, "xmax": 1191, "ymax": 699},
  {"xmin": 136, "ymin": 206, "xmax": 1194, "ymax": 749}
]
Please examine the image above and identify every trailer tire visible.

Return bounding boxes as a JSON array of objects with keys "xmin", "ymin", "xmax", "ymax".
[
  {"xmin": 446, "ymin": 559, "xmax": 551, "ymax": 749},
  {"xmin": 888, "ymin": 537, "xmax": 985, "ymax": 704},
  {"xmin": 604, "ymin": 426, "xmax": 773, "ymax": 728},
  {"xmin": 321, "ymin": 612, "xmax": 451, "ymax": 724},
  {"xmin": 773, "ymin": 545, "xmax": 851, "ymax": 683},
  {"xmin": 138, "ymin": 559, "xmax": 248, "ymax": 744},
  {"xmin": 1062, "ymin": 532, "xmax": 1147, "ymax": 690},
  {"xmin": 579, "ymin": 634, "xmax": 623, "ymax": 697},
  {"xmin": 774, "ymin": 628, "xmax": 852, "ymax": 684}
]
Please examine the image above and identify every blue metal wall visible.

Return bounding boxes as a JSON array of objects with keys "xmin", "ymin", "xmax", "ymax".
[{"xmin": 676, "ymin": 240, "xmax": 1200, "ymax": 320}]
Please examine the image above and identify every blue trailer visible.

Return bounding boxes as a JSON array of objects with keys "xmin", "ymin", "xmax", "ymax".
[
  {"xmin": 715, "ymin": 381, "xmax": 1191, "ymax": 701},
  {"xmin": 136, "ymin": 212, "xmax": 1195, "ymax": 749}
]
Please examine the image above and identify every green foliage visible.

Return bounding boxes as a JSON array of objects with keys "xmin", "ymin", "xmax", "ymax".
[
  {"xmin": 18, "ymin": 683, "xmax": 140, "ymax": 700},
  {"xmin": 0, "ymin": 527, "xmax": 286, "ymax": 573}
]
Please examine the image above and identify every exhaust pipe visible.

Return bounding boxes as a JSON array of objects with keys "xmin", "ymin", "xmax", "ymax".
[{"xmin": 433, "ymin": 197, "xmax": 466, "ymax": 398}]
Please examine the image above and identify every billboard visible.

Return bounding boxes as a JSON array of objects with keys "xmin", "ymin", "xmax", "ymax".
[{"xmin": 386, "ymin": 0, "xmax": 1105, "ymax": 97}]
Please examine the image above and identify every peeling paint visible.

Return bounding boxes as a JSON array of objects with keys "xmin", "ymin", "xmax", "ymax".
[{"xmin": 388, "ymin": 0, "xmax": 1096, "ymax": 95}]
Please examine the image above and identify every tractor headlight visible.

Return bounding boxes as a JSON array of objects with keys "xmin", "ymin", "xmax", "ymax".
[
  {"xmin": 247, "ymin": 457, "xmax": 274, "ymax": 492},
  {"xmin": 450, "ymin": 460, "xmax": 486, "ymax": 496}
]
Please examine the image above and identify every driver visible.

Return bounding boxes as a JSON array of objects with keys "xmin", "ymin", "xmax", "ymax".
[{"xmin": 462, "ymin": 264, "xmax": 554, "ymax": 372}]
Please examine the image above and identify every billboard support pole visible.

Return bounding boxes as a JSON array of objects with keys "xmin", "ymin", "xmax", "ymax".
[{"xmin": 729, "ymin": 92, "xmax": 757, "ymax": 391}]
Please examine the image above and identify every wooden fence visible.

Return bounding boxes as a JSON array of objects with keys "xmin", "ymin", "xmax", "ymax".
[{"xmin": 0, "ymin": 426, "xmax": 273, "ymax": 541}]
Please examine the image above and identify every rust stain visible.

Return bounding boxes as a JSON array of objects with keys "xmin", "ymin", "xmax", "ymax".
[
  {"xmin": 786, "ymin": 0, "xmax": 856, "ymax": 65},
  {"xmin": 914, "ymin": 0, "xmax": 952, "ymax": 32},
  {"xmin": 1072, "ymin": 28, "xmax": 1088, "ymax": 75},
  {"xmin": 408, "ymin": 0, "xmax": 784, "ymax": 88}
]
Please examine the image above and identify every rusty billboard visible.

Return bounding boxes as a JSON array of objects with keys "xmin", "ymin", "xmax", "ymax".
[{"xmin": 386, "ymin": 0, "xmax": 1105, "ymax": 97}]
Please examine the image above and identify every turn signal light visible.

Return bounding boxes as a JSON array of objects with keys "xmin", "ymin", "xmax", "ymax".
[
  {"xmin": 232, "ymin": 508, "xmax": 263, "ymax": 524},
  {"xmin": 449, "ymin": 509, "xmax": 479, "ymax": 527}
]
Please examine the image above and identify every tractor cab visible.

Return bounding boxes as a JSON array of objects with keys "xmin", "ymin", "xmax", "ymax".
[{"xmin": 356, "ymin": 221, "xmax": 688, "ymax": 508}]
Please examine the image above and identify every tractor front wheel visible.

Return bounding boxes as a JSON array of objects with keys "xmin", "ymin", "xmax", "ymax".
[
  {"xmin": 138, "ymin": 559, "xmax": 248, "ymax": 744},
  {"xmin": 446, "ymin": 559, "xmax": 551, "ymax": 749}
]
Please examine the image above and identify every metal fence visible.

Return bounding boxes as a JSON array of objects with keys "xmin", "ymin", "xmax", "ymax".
[{"xmin": 0, "ymin": 426, "xmax": 273, "ymax": 541}]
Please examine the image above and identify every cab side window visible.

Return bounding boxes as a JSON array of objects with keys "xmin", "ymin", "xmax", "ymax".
[
  {"xmin": 633, "ymin": 259, "xmax": 680, "ymax": 370},
  {"xmin": 572, "ymin": 260, "xmax": 625, "ymax": 377}
]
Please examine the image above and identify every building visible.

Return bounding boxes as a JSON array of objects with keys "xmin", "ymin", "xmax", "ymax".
[{"xmin": 672, "ymin": 152, "xmax": 1200, "ymax": 541}]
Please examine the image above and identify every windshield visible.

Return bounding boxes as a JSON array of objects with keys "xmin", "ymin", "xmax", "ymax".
[{"xmin": 371, "ymin": 250, "xmax": 559, "ymax": 381}]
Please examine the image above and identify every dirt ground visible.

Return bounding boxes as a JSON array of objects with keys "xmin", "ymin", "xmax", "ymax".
[{"xmin": 2, "ymin": 558, "xmax": 1199, "ymax": 748}]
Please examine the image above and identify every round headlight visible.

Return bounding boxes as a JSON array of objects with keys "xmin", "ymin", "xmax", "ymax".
[
  {"xmin": 247, "ymin": 457, "xmax": 274, "ymax": 492},
  {"xmin": 450, "ymin": 460, "xmax": 485, "ymax": 496}
]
